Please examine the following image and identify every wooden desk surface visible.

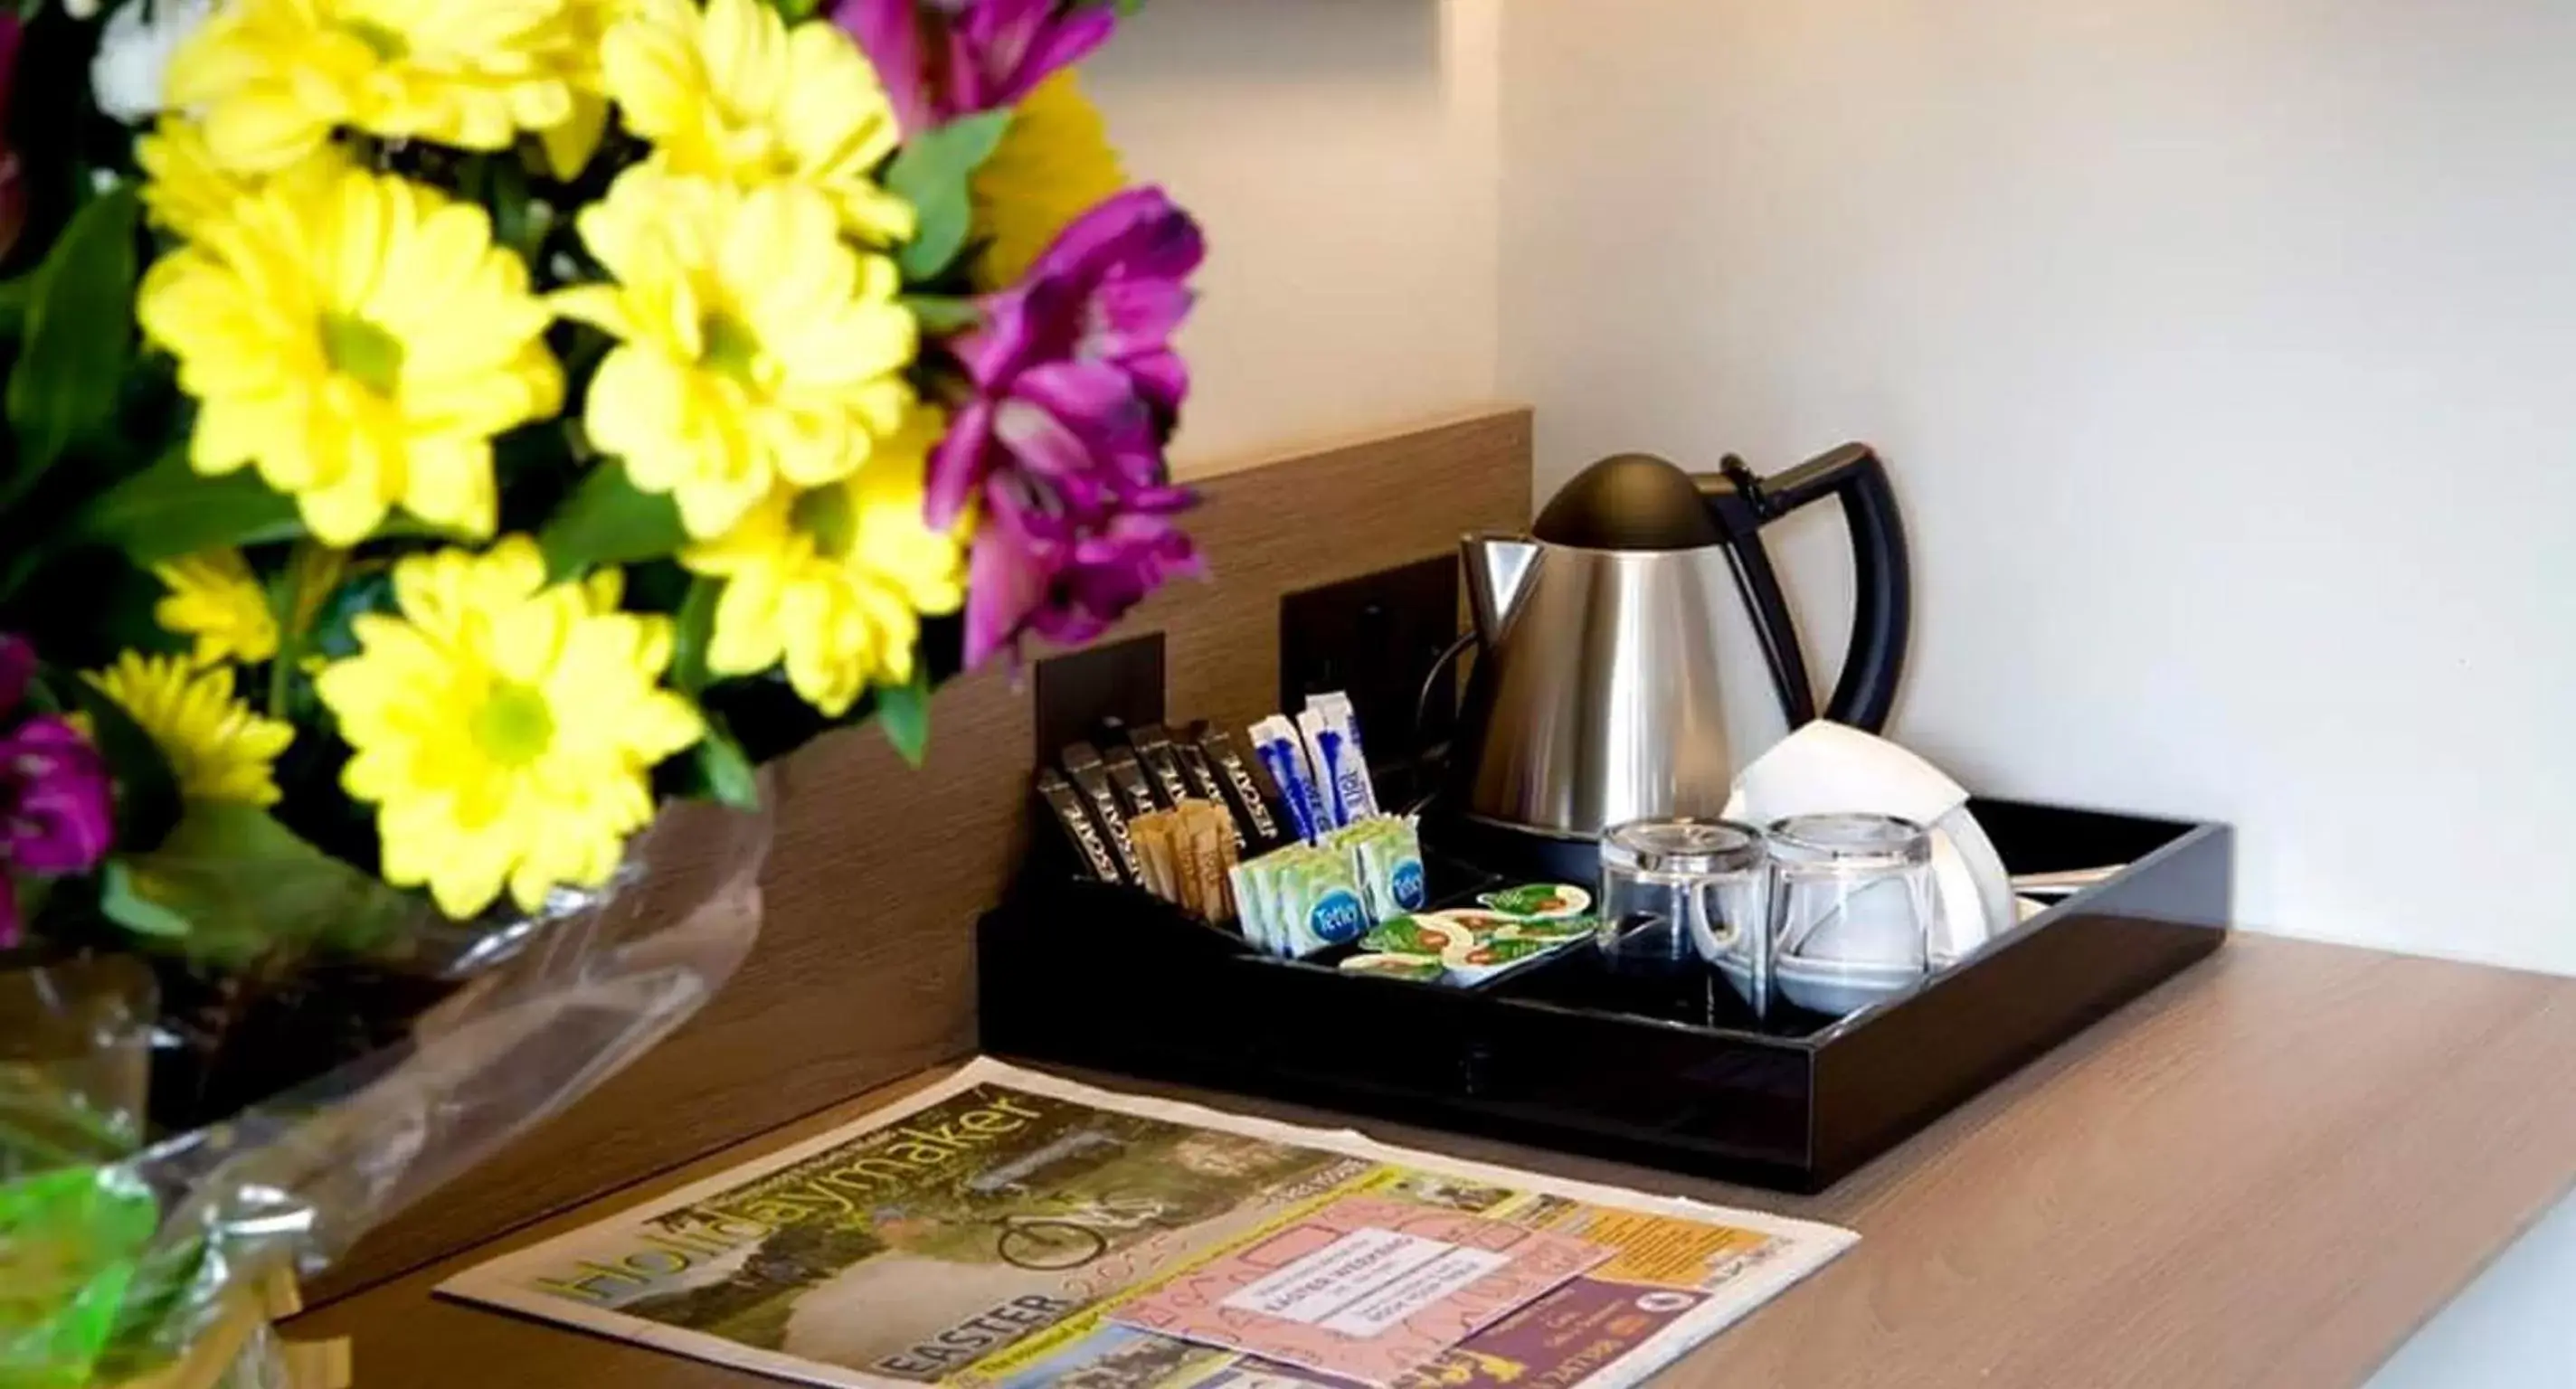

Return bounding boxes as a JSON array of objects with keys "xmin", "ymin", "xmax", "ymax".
[{"xmin": 292, "ymin": 933, "xmax": 2576, "ymax": 1388}]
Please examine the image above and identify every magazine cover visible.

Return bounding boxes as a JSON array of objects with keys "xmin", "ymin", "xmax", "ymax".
[{"xmin": 440, "ymin": 1060, "xmax": 1857, "ymax": 1389}]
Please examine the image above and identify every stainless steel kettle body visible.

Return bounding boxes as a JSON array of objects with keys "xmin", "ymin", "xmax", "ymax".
[
  {"xmin": 1449, "ymin": 446, "xmax": 1912, "ymax": 847},
  {"xmin": 1457, "ymin": 540, "xmax": 1744, "ymax": 838}
]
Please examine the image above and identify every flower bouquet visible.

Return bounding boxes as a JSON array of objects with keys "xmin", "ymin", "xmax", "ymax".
[{"xmin": 0, "ymin": 0, "xmax": 1203, "ymax": 1383}]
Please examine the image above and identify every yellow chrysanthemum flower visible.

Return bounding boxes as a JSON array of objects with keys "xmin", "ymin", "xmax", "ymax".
[
  {"xmin": 972, "ymin": 70, "xmax": 1125, "ymax": 289},
  {"xmin": 314, "ymin": 538, "xmax": 704, "ymax": 919},
  {"xmin": 534, "ymin": 0, "xmax": 630, "ymax": 179},
  {"xmin": 137, "ymin": 166, "xmax": 564, "ymax": 547},
  {"xmin": 152, "ymin": 549, "xmax": 279, "ymax": 667},
  {"xmin": 135, "ymin": 117, "xmax": 351, "ymax": 241},
  {"xmin": 683, "ymin": 411, "xmax": 967, "ymax": 717},
  {"xmin": 601, "ymin": 0, "xmax": 914, "ymax": 244},
  {"xmin": 88, "ymin": 654, "xmax": 293, "ymax": 807},
  {"xmin": 163, "ymin": 0, "xmax": 582, "ymax": 175},
  {"xmin": 557, "ymin": 170, "xmax": 918, "ymax": 540}
]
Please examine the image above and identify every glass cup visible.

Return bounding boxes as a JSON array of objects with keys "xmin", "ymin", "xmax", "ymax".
[
  {"xmin": 1764, "ymin": 813, "xmax": 1937, "ymax": 1017},
  {"xmin": 1597, "ymin": 818, "xmax": 1769, "ymax": 1009}
]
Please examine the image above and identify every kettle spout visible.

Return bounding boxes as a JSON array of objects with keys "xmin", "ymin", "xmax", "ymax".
[{"xmin": 1463, "ymin": 534, "xmax": 1543, "ymax": 644}]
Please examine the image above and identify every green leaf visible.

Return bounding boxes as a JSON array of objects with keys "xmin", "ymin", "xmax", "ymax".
[
  {"xmin": 262, "ymin": 543, "xmax": 344, "ymax": 718},
  {"xmin": 7, "ymin": 186, "xmax": 139, "ymax": 485},
  {"xmin": 874, "ymin": 667, "xmax": 932, "ymax": 768},
  {"xmin": 299, "ymin": 565, "xmax": 395, "ymax": 665},
  {"xmin": 902, "ymin": 294, "xmax": 983, "ymax": 335},
  {"xmin": 539, "ymin": 463, "xmax": 687, "ymax": 581},
  {"xmin": 765, "ymin": 0, "xmax": 822, "ymax": 18},
  {"xmin": 885, "ymin": 110, "xmax": 1013, "ymax": 282},
  {"xmin": 98, "ymin": 863, "xmax": 187, "ymax": 939},
  {"xmin": 93, "ymin": 804, "xmax": 420, "ymax": 965},
  {"xmin": 671, "ymin": 577, "xmax": 719, "ymax": 694},
  {"xmin": 0, "ymin": 272, "xmax": 33, "ymax": 341},
  {"xmin": 482, "ymin": 155, "xmax": 544, "ymax": 261},
  {"xmin": 689, "ymin": 717, "xmax": 762, "ymax": 809},
  {"xmin": 72, "ymin": 448, "xmax": 305, "ymax": 563}
]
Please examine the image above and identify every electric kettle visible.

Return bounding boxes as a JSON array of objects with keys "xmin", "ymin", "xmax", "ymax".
[{"xmin": 1448, "ymin": 444, "xmax": 1911, "ymax": 866}]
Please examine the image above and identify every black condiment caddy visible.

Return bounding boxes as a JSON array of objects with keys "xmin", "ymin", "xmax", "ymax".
[{"xmin": 980, "ymin": 798, "xmax": 2230, "ymax": 1194}]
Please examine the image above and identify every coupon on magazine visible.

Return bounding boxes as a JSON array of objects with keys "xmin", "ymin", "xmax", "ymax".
[{"xmin": 440, "ymin": 1060, "xmax": 1856, "ymax": 1389}]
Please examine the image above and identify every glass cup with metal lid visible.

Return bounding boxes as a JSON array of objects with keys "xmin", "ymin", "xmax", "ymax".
[{"xmin": 1597, "ymin": 817, "xmax": 1770, "ymax": 1011}]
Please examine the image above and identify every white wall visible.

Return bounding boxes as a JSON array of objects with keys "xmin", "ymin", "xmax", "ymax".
[
  {"xmin": 1089, "ymin": 0, "xmax": 1501, "ymax": 477},
  {"xmin": 1500, "ymin": 0, "xmax": 2576, "ymax": 973},
  {"xmin": 1496, "ymin": 5, "xmax": 2576, "ymax": 1382}
]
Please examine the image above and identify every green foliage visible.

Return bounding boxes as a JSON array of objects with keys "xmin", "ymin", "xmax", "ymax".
[
  {"xmin": 461, "ymin": 153, "xmax": 545, "ymax": 262},
  {"xmin": 886, "ymin": 111, "xmax": 1014, "ymax": 281},
  {"xmin": 539, "ymin": 462, "xmax": 688, "ymax": 581},
  {"xmin": 686, "ymin": 716, "xmax": 762, "ymax": 810},
  {"xmin": 670, "ymin": 577, "xmax": 720, "ymax": 694},
  {"xmin": 5, "ymin": 187, "xmax": 139, "ymax": 496},
  {"xmin": 95, "ymin": 863, "xmax": 185, "ymax": 940},
  {"xmin": 73, "ymin": 449, "xmax": 305, "ymax": 563},
  {"xmin": 489, "ymin": 417, "xmax": 589, "ymax": 537},
  {"xmin": 902, "ymin": 295, "xmax": 983, "ymax": 335},
  {"xmin": 263, "ymin": 568, "xmax": 394, "ymax": 868},
  {"xmin": 295, "ymin": 564, "xmax": 397, "ymax": 666},
  {"xmin": 94, "ymin": 804, "xmax": 420, "ymax": 965},
  {"xmin": 0, "ymin": 273, "xmax": 33, "ymax": 342},
  {"xmin": 875, "ymin": 666, "xmax": 933, "ymax": 768}
]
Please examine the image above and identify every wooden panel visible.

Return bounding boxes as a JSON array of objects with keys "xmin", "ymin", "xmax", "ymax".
[
  {"xmin": 312, "ymin": 407, "xmax": 1533, "ymax": 1301},
  {"xmin": 295, "ymin": 933, "xmax": 2576, "ymax": 1387}
]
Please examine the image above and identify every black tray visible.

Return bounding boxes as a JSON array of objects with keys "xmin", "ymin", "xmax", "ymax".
[{"xmin": 978, "ymin": 798, "xmax": 2231, "ymax": 1193}]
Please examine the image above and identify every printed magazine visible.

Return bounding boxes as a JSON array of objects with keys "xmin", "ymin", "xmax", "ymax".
[{"xmin": 440, "ymin": 1061, "xmax": 1858, "ymax": 1389}]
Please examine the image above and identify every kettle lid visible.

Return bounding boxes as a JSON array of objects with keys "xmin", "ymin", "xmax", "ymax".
[{"xmin": 1532, "ymin": 453, "xmax": 1725, "ymax": 551}]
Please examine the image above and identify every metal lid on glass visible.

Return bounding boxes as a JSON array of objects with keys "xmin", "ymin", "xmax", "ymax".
[
  {"xmin": 1599, "ymin": 817, "xmax": 1765, "ymax": 876},
  {"xmin": 1766, "ymin": 812, "xmax": 1931, "ymax": 870}
]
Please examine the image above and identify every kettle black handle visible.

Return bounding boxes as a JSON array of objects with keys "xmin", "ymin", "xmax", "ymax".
[{"xmin": 1695, "ymin": 443, "xmax": 1911, "ymax": 732}]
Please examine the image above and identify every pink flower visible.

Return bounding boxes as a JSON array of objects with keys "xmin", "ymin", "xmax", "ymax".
[
  {"xmin": 925, "ymin": 189, "xmax": 1207, "ymax": 666},
  {"xmin": 969, "ymin": 481, "xmax": 1202, "ymax": 657},
  {"xmin": 0, "ymin": 637, "xmax": 113, "ymax": 949},
  {"xmin": 3, "ymin": 720, "xmax": 113, "ymax": 876},
  {"xmin": 835, "ymin": 0, "xmax": 1117, "ymax": 133},
  {"xmin": 929, "ymin": 186, "xmax": 1200, "ymax": 523}
]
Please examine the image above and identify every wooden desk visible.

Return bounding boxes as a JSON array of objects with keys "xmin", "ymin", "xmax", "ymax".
[{"xmin": 292, "ymin": 933, "xmax": 2576, "ymax": 1388}]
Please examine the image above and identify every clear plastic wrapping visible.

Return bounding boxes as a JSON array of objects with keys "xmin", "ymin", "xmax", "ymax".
[{"xmin": 2, "ymin": 793, "xmax": 774, "ymax": 1388}]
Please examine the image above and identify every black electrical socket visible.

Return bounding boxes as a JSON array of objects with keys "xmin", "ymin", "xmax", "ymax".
[
  {"xmin": 1279, "ymin": 555, "xmax": 1462, "ymax": 800},
  {"xmin": 1034, "ymin": 632, "xmax": 1166, "ymax": 767}
]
